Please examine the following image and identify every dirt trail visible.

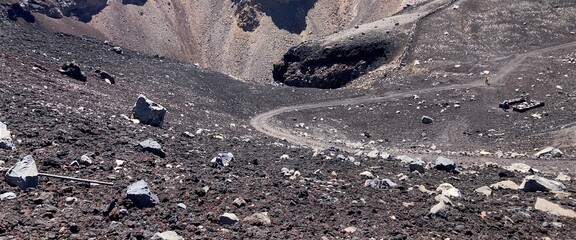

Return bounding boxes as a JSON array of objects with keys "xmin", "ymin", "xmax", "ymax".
[{"xmin": 251, "ymin": 38, "xmax": 576, "ymax": 155}]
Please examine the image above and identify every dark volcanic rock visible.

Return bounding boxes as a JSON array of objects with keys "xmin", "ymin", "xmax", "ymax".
[
  {"xmin": 273, "ymin": 31, "xmax": 405, "ymax": 88},
  {"xmin": 137, "ymin": 139, "xmax": 166, "ymax": 158},
  {"xmin": 58, "ymin": 0, "xmax": 108, "ymax": 22},
  {"xmin": 59, "ymin": 62, "xmax": 86, "ymax": 81},
  {"xmin": 126, "ymin": 180, "xmax": 159, "ymax": 208},
  {"xmin": 131, "ymin": 95, "xmax": 166, "ymax": 127},
  {"xmin": 122, "ymin": 0, "xmax": 148, "ymax": 6}
]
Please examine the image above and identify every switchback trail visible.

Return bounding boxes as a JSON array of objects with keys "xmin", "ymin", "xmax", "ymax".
[{"xmin": 251, "ymin": 40, "xmax": 576, "ymax": 152}]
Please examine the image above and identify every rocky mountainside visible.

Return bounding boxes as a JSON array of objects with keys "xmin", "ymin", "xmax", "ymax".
[
  {"xmin": 2, "ymin": 0, "xmax": 426, "ymax": 84},
  {"xmin": 1, "ymin": 1, "xmax": 576, "ymax": 239}
]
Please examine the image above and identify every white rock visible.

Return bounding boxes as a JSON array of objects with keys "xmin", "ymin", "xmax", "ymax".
[
  {"xmin": 436, "ymin": 183, "xmax": 461, "ymax": 198},
  {"xmin": 79, "ymin": 154, "xmax": 93, "ymax": 166},
  {"xmin": 232, "ymin": 197, "xmax": 246, "ymax": 207},
  {"xmin": 475, "ymin": 186, "xmax": 492, "ymax": 196},
  {"xmin": 534, "ymin": 198, "xmax": 576, "ymax": 218},
  {"xmin": 490, "ymin": 180, "xmax": 519, "ymax": 190},
  {"xmin": 504, "ymin": 163, "xmax": 534, "ymax": 173},
  {"xmin": 243, "ymin": 212, "xmax": 271, "ymax": 226},
  {"xmin": 279, "ymin": 154, "xmax": 290, "ymax": 160},
  {"xmin": 0, "ymin": 192, "xmax": 16, "ymax": 201},
  {"xmin": 429, "ymin": 200, "xmax": 449, "ymax": 216},
  {"xmin": 359, "ymin": 171, "xmax": 375, "ymax": 179},
  {"xmin": 367, "ymin": 150, "xmax": 379, "ymax": 159},
  {"xmin": 0, "ymin": 121, "xmax": 14, "ymax": 150},
  {"xmin": 152, "ymin": 231, "xmax": 184, "ymax": 240},
  {"xmin": 555, "ymin": 173, "xmax": 571, "ymax": 182},
  {"xmin": 211, "ymin": 152, "xmax": 234, "ymax": 166}
]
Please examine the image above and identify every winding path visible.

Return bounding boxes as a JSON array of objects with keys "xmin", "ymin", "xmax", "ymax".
[{"xmin": 251, "ymin": 40, "xmax": 576, "ymax": 151}]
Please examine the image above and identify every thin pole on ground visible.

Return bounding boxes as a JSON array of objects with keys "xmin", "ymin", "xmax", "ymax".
[{"xmin": 38, "ymin": 173, "xmax": 114, "ymax": 185}]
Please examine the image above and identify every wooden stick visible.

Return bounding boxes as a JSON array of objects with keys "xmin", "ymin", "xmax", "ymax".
[{"xmin": 38, "ymin": 173, "xmax": 114, "ymax": 185}]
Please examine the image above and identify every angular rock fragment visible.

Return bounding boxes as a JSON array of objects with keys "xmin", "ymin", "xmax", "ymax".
[
  {"xmin": 520, "ymin": 175, "xmax": 565, "ymax": 192},
  {"xmin": 243, "ymin": 212, "xmax": 271, "ymax": 226},
  {"xmin": 0, "ymin": 192, "xmax": 16, "ymax": 201},
  {"xmin": 79, "ymin": 153, "xmax": 93, "ymax": 166},
  {"xmin": 504, "ymin": 163, "xmax": 535, "ymax": 173},
  {"xmin": 131, "ymin": 95, "xmax": 166, "ymax": 127},
  {"xmin": 219, "ymin": 213, "xmax": 239, "ymax": 225},
  {"xmin": 367, "ymin": 150, "xmax": 379, "ymax": 159},
  {"xmin": 437, "ymin": 183, "xmax": 461, "ymax": 198},
  {"xmin": 59, "ymin": 62, "xmax": 86, "ymax": 81},
  {"xmin": 435, "ymin": 156, "xmax": 458, "ymax": 173},
  {"xmin": 534, "ymin": 198, "xmax": 576, "ymax": 218},
  {"xmin": 475, "ymin": 186, "xmax": 492, "ymax": 196},
  {"xmin": 5, "ymin": 155, "xmax": 38, "ymax": 189},
  {"xmin": 152, "ymin": 231, "xmax": 184, "ymax": 240},
  {"xmin": 490, "ymin": 180, "xmax": 519, "ymax": 190},
  {"xmin": 534, "ymin": 147, "xmax": 563, "ymax": 159},
  {"xmin": 95, "ymin": 69, "xmax": 115, "ymax": 84},
  {"xmin": 359, "ymin": 171, "xmax": 375, "ymax": 179},
  {"xmin": 232, "ymin": 197, "xmax": 246, "ymax": 207},
  {"xmin": 429, "ymin": 200, "xmax": 449, "ymax": 217},
  {"xmin": 0, "ymin": 121, "xmax": 14, "ymax": 150},
  {"xmin": 137, "ymin": 139, "xmax": 166, "ymax": 158},
  {"xmin": 365, "ymin": 178, "xmax": 397, "ymax": 189},
  {"xmin": 211, "ymin": 152, "xmax": 234, "ymax": 166},
  {"xmin": 126, "ymin": 180, "xmax": 159, "ymax": 208},
  {"xmin": 422, "ymin": 115, "xmax": 434, "ymax": 124},
  {"xmin": 409, "ymin": 159, "xmax": 426, "ymax": 173}
]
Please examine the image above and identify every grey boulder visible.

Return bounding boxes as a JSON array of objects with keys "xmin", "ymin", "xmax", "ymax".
[
  {"xmin": 138, "ymin": 139, "xmax": 166, "ymax": 158},
  {"xmin": 131, "ymin": 95, "xmax": 166, "ymax": 127},
  {"xmin": 5, "ymin": 155, "xmax": 38, "ymax": 189},
  {"xmin": 126, "ymin": 180, "xmax": 159, "ymax": 208},
  {"xmin": 220, "ymin": 213, "xmax": 239, "ymax": 225},
  {"xmin": 520, "ymin": 175, "xmax": 565, "ymax": 192}
]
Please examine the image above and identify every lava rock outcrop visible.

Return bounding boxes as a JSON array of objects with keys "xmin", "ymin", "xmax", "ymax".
[{"xmin": 273, "ymin": 31, "xmax": 405, "ymax": 88}]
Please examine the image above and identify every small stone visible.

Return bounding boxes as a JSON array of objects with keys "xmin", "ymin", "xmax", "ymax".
[
  {"xmin": 232, "ymin": 197, "xmax": 246, "ymax": 207},
  {"xmin": 65, "ymin": 197, "xmax": 77, "ymax": 205},
  {"xmin": 490, "ymin": 180, "xmax": 519, "ymax": 190},
  {"xmin": 534, "ymin": 198, "xmax": 576, "ymax": 218},
  {"xmin": 131, "ymin": 95, "xmax": 166, "ymax": 127},
  {"xmin": 429, "ymin": 200, "xmax": 449, "ymax": 216},
  {"xmin": 126, "ymin": 180, "xmax": 159, "ymax": 208},
  {"xmin": 177, "ymin": 203, "xmax": 187, "ymax": 209},
  {"xmin": 555, "ymin": 173, "xmax": 571, "ymax": 181},
  {"xmin": 79, "ymin": 154, "xmax": 93, "ymax": 166},
  {"xmin": 219, "ymin": 213, "xmax": 239, "ymax": 225},
  {"xmin": 243, "ymin": 212, "xmax": 271, "ymax": 226},
  {"xmin": 504, "ymin": 163, "xmax": 534, "ymax": 173},
  {"xmin": 474, "ymin": 186, "xmax": 492, "ymax": 196},
  {"xmin": 359, "ymin": 171, "xmax": 375, "ymax": 179},
  {"xmin": 343, "ymin": 226, "xmax": 357, "ymax": 233},
  {"xmin": 409, "ymin": 159, "xmax": 426, "ymax": 173},
  {"xmin": 520, "ymin": 175, "xmax": 565, "ymax": 192},
  {"xmin": 279, "ymin": 154, "xmax": 290, "ymax": 160},
  {"xmin": 435, "ymin": 156, "xmax": 457, "ymax": 173},
  {"xmin": 534, "ymin": 147, "xmax": 563, "ymax": 159},
  {"xmin": 434, "ymin": 195, "xmax": 452, "ymax": 205},
  {"xmin": 365, "ymin": 178, "xmax": 397, "ymax": 189},
  {"xmin": 437, "ymin": 183, "xmax": 461, "ymax": 198},
  {"xmin": 0, "ymin": 121, "xmax": 14, "ymax": 150},
  {"xmin": 138, "ymin": 139, "xmax": 166, "ymax": 158},
  {"xmin": 211, "ymin": 152, "xmax": 234, "ymax": 167},
  {"xmin": 397, "ymin": 155, "xmax": 414, "ymax": 164},
  {"xmin": 151, "ymin": 231, "xmax": 184, "ymax": 240},
  {"xmin": 367, "ymin": 150, "xmax": 379, "ymax": 159},
  {"xmin": 111, "ymin": 46, "xmax": 123, "ymax": 54},
  {"xmin": 0, "ymin": 192, "xmax": 16, "ymax": 201},
  {"xmin": 4, "ymin": 155, "xmax": 38, "ymax": 190},
  {"xmin": 422, "ymin": 116, "xmax": 434, "ymax": 124}
]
